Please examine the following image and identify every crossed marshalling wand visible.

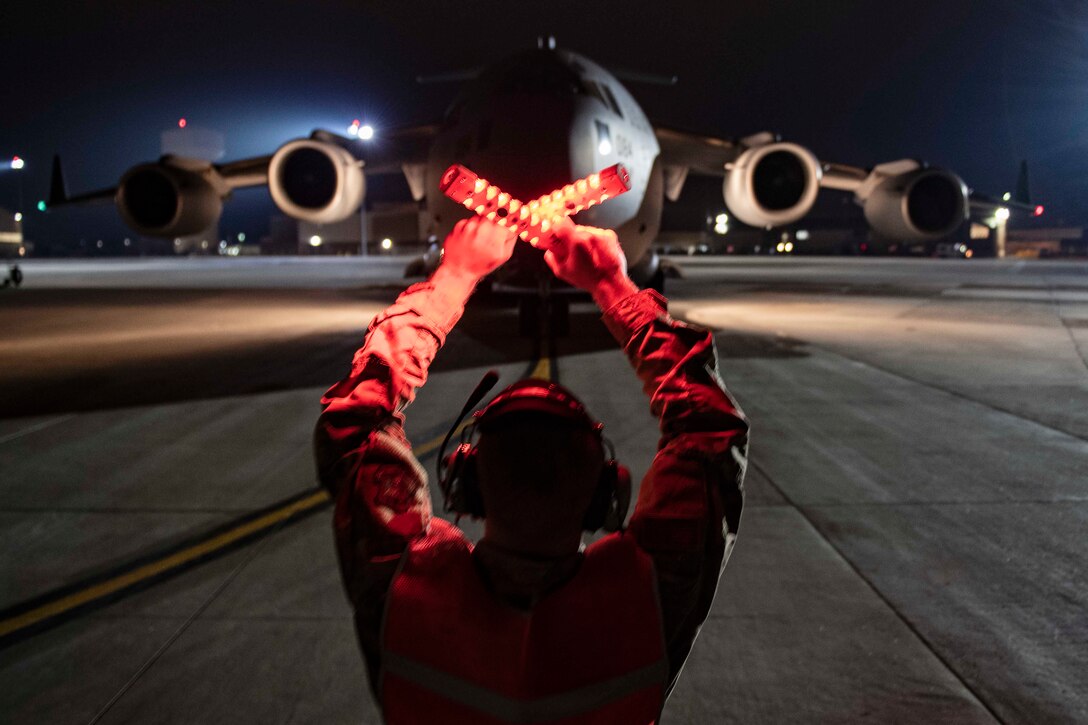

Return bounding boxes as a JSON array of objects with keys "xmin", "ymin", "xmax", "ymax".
[{"xmin": 439, "ymin": 163, "xmax": 631, "ymax": 247}]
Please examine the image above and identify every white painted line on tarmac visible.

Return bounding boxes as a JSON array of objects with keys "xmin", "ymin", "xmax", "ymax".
[
  {"xmin": 943, "ymin": 288, "xmax": 1088, "ymax": 302},
  {"xmin": 0, "ymin": 414, "xmax": 76, "ymax": 446}
]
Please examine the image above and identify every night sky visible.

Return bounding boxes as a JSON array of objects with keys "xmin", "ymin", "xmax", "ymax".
[{"xmin": 1, "ymin": 0, "xmax": 1084, "ymax": 247}]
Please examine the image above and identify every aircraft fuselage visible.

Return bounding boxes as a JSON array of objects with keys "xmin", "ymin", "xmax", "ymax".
[{"xmin": 423, "ymin": 49, "xmax": 664, "ymax": 289}]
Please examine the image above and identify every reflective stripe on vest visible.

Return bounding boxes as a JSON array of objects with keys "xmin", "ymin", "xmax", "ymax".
[
  {"xmin": 381, "ymin": 519, "xmax": 667, "ymax": 724},
  {"xmin": 384, "ymin": 652, "xmax": 666, "ymax": 723}
]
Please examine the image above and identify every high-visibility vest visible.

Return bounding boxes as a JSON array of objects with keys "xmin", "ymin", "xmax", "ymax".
[{"xmin": 381, "ymin": 519, "xmax": 668, "ymax": 724}]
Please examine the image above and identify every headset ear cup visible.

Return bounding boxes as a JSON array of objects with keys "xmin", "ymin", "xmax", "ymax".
[
  {"xmin": 603, "ymin": 463, "xmax": 632, "ymax": 532},
  {"xmin": 584, "ymin": 459, "xmax": 621, "ymax": 532},
  {"xmin": 441, "ymin": 443, "xmax": 484, "ymax": 518},
  {"xmin": 460, "ymin": 452, "xmax": 486, "ymax": 518}
]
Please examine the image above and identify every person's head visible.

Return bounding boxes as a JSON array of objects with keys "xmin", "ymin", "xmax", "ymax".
[{"xmin": 472, "ymin": 380, "xmax": 608, "ymax": 556}]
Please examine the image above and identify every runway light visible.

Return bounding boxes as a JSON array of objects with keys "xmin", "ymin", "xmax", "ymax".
[
  {"xmin": 1002, "ymin": 192, "xmax": 1011, "ymax": 202},
  {"xmin": 381, "ymin": 237, "xmax": 393, "ymax": 250},
  {"xmin": 10, "ymin": 156, "xmax": 24, "ymax": 170},
  {"xmin": 178, "ymin": 118, "xmax": 187, "ymax": 129},
  {"xmin": 440, "ymin": 162, "xmax": 631, "ymax": 247},
  {"xmin": 1033, "ymin": 205, "xmax": 1044, "ymax": 217},
  {"xmin": 995, "ymin": 207, "xmax": 1010, "ymax": 222},
  {"xmin": 13, "ymin": 212, "xmax": 22, "ymax": 222},
  {"xmin": 358, "ymin": 124, "xmax": 374, "ymax": 140},
  {"xmin": 309, "ymin": 235, "xmax": 323, "ymax": 247},
  {"xmin": 237, "ymin": 232, "xmax": 246, "ymax": 242}
]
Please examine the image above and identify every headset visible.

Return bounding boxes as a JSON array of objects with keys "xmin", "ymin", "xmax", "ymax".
[{"xmin": 436, "ymin": 371, "xmax": 631, "ymax": 533}]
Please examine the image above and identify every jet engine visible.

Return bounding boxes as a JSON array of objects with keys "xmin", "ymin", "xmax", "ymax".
[
  {"xmin": 116, "ymin": 163, "xmax": 223, "ymax": 237},
  {"xmin": 724, "ymin": 142, "xmax": 822, "ymax": 227},
  {"xmin": 268, "ymin": 139, "xmax": 365, "ymax": 223},
  {"xmin": 862, "ymin": 168, "xmax": 968, "ymax": 240}
]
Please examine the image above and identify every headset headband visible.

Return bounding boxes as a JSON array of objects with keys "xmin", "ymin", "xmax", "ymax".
[{"xmin": 476, "ymin": 378, "xmax": 599, "ymax": 432}]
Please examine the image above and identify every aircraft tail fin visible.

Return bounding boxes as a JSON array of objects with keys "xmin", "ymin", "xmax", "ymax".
[
  {"xmin": 1014, "ymin": 160, "xmax": 1031, "ymax": 205},
  {"xmin": 48, "ymin": 155, "xmax": 69, "ymax": 207},
  {"xmin": 45, "ymin": 155, "xmax": 116, "ymax": 208}
]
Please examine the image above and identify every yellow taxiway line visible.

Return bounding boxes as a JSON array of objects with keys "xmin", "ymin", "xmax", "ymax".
[{"xmin": 0, "ymin": 355, "xmax": 555, "ymax": 644}]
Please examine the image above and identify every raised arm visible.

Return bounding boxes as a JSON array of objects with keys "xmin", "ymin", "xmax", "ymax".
[
  {"xmin": 314, "ymin": 217, "xmax": 515, "ymax": 694},
  {"xmin": 543, "ymin": 225, "xmax": 749, "ymax": 693}
]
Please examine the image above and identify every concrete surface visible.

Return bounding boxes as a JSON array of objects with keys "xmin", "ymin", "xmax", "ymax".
[{"xmin": 1, "ymin": 256, "xmax": 1085, "ymax": 723}]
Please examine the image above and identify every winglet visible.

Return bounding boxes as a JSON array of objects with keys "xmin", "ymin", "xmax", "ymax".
[{"xmin": 48, "ymin": 154, "xmax": 69, "ymax": 207}]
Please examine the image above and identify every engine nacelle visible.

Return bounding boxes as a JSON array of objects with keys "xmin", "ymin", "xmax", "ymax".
[
  {"xmin": 724, "ymin": 142, "xmax": 822, "ymax": 227},
  {"xmin": 268, "ymin": 139, "xmax": 365, "ymax": 223},
  {"xmin": 116, "ymin": 164, "xmax": 222, "ymax": 237},
  {"xmin": 863, "ymin": 168, "xmax": 968, "ymax": 240}
]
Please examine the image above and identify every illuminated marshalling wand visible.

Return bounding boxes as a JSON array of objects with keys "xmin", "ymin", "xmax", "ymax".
[{"xmin": 439, "ymin": 163, "xmax": 631, "ymax": 247}]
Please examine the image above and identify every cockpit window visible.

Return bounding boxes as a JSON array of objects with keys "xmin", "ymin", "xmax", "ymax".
[
  {"xmin": 601, "ymin": 85, "xmax": 624, "ymax": 119},
  {"xmin": 583, "ymin": 80, "xmax": 623, "ymax": 118}
]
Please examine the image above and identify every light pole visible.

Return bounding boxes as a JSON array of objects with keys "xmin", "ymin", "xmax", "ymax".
[
  {"xmin": 994, "ymin": 207, "xmax": 1010, "ymax": 259},
  {"xmin": 9, "ymin": 156, "xmax": 25, "ymax": 215}
]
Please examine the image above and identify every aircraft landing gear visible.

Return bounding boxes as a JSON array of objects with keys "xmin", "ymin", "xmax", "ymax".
[{"xmin": 519, "ymin": 283, "xmax": 569, "ymax": 339}]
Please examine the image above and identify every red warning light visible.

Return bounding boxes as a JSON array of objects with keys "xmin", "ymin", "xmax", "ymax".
[
  {"xmin": 1033, "ymin": 205, "xmax": 1044, "ymax": 217},
  {"xmin": 440, "ymin": 164, "xmax": 631, "ymax": 247},
  {"xmin": 178, "ymin": 118, "xmax": 187, "ymax": 129}
]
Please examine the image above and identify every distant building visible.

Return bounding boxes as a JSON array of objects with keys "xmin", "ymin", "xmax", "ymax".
[
  {"xmin": 260, "ymin": 202, "xmax": 429, "ymax": 256},
  {"xmin": 0, "ymin": 207, "xmax": 26, "ymax": 258},
  {"xmin": 1006, "ymin": 227, "xmax": 1085, "ymax": 258}
]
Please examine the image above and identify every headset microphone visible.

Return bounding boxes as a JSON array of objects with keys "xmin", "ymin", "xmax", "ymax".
[{"xmin": 437, "ymin": 370, "xmax": 500, "ymax": 484}]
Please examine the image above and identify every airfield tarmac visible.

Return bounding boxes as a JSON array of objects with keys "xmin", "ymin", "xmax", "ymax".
[{"xmin": 1, "ymin": 255, "xmax": 1085, "ymax": 724}]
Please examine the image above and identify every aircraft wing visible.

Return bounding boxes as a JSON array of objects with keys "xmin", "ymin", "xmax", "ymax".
[
  {"xmin": 652, "ymin": 125, "xmax": 970, "ymax": 239},
  {"xmin": 653, "ymin": 126, "xmax": 740, "ymax": 175},
  {"xmin": 968, "ymin": 160, "xmax": 1042, "ymax": 219},
  {"xmin": 348, "ymin": 122, "xmax": 439, "ymax": 174},
  {"xmin": 162, "ymin": 121, "xmax": 441, "ymax": 191},
  {"xmin": 967, "ymin": 191, "xmax": 1041, "ymax": 220},
  {"xmin": 48, "ymin": 121, "xmax": 443, "ymax": 236}
]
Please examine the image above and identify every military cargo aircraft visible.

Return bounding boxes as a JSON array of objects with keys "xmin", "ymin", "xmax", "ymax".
[{"xmin": 50, "ymin": 39, "xmax": 984, "ymax": 307}]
